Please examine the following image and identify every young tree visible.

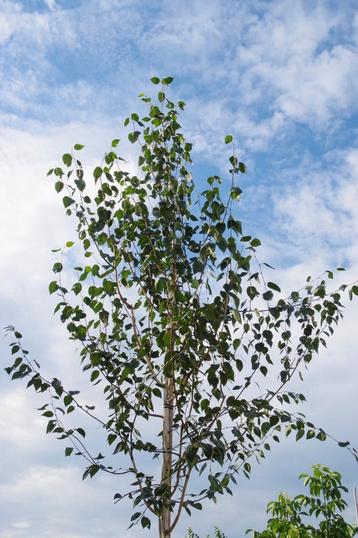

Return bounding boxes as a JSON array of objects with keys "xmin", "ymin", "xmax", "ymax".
[
  {"xmin": 4, "ymin": 77, "xmax": 358, "ymax": 538},
  {"xmin": 247, "ymin": 464, "xmax": 358, "ymax": 537}
]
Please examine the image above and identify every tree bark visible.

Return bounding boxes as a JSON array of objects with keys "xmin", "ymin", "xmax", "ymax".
[
  {"xmin": 160, "ymin": 252, "xmax": 176, "ymax": 538},
  {"xmin": 160, "ymin": 372, "xmax": 174, "ymax": 537}
]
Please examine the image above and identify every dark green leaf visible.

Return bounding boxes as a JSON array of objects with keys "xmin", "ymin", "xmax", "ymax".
[
  {"xmin": 128, "ymin": 131, "xmax": 140, "ymax": 143},
  {"xmin": 161, "ymin": 76, "xmax": 174, "ymax": 85},
  {"xmin": 131, "ymin": 512, "xmax": 141, "ymax": 522},
  {"xmin": 49, "ymin": 281, "xmax": 58, "ymax": 294},
  {"xmin": 55, "ymin": 181, "xmax": 64, "ymax": 193},
  {"xmin": 75, "ymin": 178, "xmax": 86, "ymax": 192},
  {"xmin": 63, "ymin": 196, "xmax": 75, "ymax": 208},
  {"xmin": 267, "ymin": 282, "xmax": 281, "ymax": 292}
]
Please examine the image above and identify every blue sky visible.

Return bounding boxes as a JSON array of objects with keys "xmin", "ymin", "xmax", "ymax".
[{"xmin": 0, "ymin": 0, "xmax": 357, "ymax": 536}]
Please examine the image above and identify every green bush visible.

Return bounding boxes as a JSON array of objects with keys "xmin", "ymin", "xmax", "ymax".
[
  {"xmin": 248, "ymin": 465, "xmax": 358, "ymax": 537},
  {"xmin": 188, "ymin": 465, "xmax": 358, "ymax": 537}
]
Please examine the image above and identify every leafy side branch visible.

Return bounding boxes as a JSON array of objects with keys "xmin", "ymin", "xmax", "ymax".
[{"xmin": 4, "ymin": 77, "xmax": 358, "ymax": 538}]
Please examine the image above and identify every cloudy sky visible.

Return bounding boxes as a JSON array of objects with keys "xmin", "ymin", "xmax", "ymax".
[{"xmin": 0, "ymin": 0, "xmax": 357, "ymax": 536}]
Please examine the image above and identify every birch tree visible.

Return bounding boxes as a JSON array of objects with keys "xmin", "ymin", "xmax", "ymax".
[{"xmin": 5, "ymin": 77, "xmax": 358, "ymax": 538}]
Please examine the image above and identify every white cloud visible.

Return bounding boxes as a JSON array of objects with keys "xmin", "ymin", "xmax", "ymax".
[
  {"xmin": 0, "ymin": 461, "xmax": 154, "ymax": 538},
  {"xmin": 44, "ymin": 0, "xmax": 58, "ymax": 10},
  {"xmin": 234, "ymin": 1, "xmax": 357, "ymax": 126},
  {"xmin": 271, "ymin": 147, "xmax": 358, "ymax": 269},
  {"xmin": 0, "ymin": 389, "xmax": 46, "ymax": 450},
  {"xmin": 0, "ymin": 12, "xmax": 13, "ymax": 45},
  {"xmin": 10, "ymin": 522, "xmax": 31, "ymax": 530},
  {"xmin": 144, "ymin": 0, "xmax": 225, "ymax": 57}
]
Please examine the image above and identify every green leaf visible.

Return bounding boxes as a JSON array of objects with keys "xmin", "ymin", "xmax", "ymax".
[
  {"xmin": 63, "ymin": 196, "xmax": 75, "ymax": 208},
  {"xmin": 351, "ymin": 285, "xmax": 358, "ymax": 296},
  {"xmin": 267, "ymin": 282, "xmax": 281, "ymax": 293},
  {"xmin": 75, "ymin": 178, "xmax": 86, "ymax": 192},
  {"xmin": 65, "ymin": 447, "xmax": 73, "ymax": 456},
  {"xmin": 82, "ymin": 467, "xmax": 91, "ymax": 480},
  {"xmin": 128, "ymin": 131, "xmax": 140, "ymax": 143},
  {"xmin": 161, "ymin": 76, "xmax": 174, "ymax": 85},
  {"xmin": 74, "ymin": 144, "xmax": 84, "ymax": 150},
  {"xmin": 72, "ymin": 282, "xmax": 82, "ymax": 295},
  {"xmin": 131, "ymin": 512, "xmax": 141, "ymax": 522},
  {"xmin": 55, "ymin": 181, "xmax": 64, "ymax": 193},
  {"xmin": 111, "ymin": 138, "xmax": 120, "ymax": 148},
  {"xmin": 62, "ymin": 153, "xmax": 72, "ymax": 167},
  {"xmin": 158, "ymin": 91, "xmax": 165, "ymax": 103},
  {"xmin": 141, "ymin": 516, "xmax": 151, "ymax": 529},
  {"xmin": 151, "ymin": 76, "xmax": 160, "ymax": 84},
  {"xmin": 93, "ymin": 167, "xmax": 102, "ymax": 180},
  {"xmin": 54, "ymin": 167, "xmax": 63, "ymax": 177},
  {"xmin": 247, "ymin": 286, "xmax": 258, "ymax": 300},
  {"xmin": 225, "ymin": 134, "xmax": 233, "ymax": 144},
  {"xmin": 66, "ymin": 241, "xmax": 74, "ymax": 248},
  {"xmin": 260, "ymin": 365, "xmax": 268, "ymax": 376},
  {"xmin": 108, "ymin": 434, "xmax": 116, "ymax": 445},
  {"xmin": 91, "ymin": 370, "xmax": 100, "ymax": 382},
  {"xmin": 231, "ymin": 186, "xmax": 242, "ymax": 200},
  {"xmin": 64, "ymin": 394, "xmax": 73, "ymax": 406},
  {"xmin": 49, "ymin": 281, "xmax": 58, "ymax": 294},
  {"xmin": 53, "ymin": 262, "xmax": 63, "ymax": 274}
]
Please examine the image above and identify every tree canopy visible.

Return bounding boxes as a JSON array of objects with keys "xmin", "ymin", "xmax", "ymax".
[{"xmin": 5, "ymin": 77, "xmax": 358, "ymax": 538}]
